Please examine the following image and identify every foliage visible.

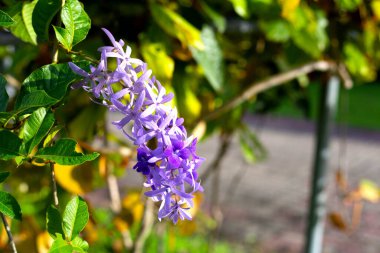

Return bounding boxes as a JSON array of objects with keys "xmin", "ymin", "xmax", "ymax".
[{"xmin": 0, "ymin": 0, "xmax": 379, "ymax": 251}]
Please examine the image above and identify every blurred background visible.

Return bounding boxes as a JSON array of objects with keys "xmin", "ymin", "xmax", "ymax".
[{"xmin": 1, "ymin": 0, "xmax": 380, "ymax": 252}]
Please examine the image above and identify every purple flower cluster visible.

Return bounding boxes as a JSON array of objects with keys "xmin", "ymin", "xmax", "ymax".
[{"xmin": 69, "ymin": 28, "xmax": 204, "ymax": 224}]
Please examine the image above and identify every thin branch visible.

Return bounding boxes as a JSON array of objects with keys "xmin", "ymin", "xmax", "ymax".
[
  {"xmin": 50, "ymin": 163, "xmax": 59, "ymax": 208},
  {"xmin": 133, "ymin": 198, "xmax": 154, "ymax": 253},
  {"xmin": 1, "ymin": 213, "xmax": 17, "ymax": 253},
  {"xmin": 203, "ymin": 60, "xmax": 352, "ymax": 121},
  {"xmin": 52, "ymin": 0, "xmax": 66, "ymax": 63},
  {"xmin": 200, "ymin": 132, "xmax": 232, "ymax": 182},
  {"xmin": 68, "ymin": 50, "xmax": 100, "ymax": 64}
]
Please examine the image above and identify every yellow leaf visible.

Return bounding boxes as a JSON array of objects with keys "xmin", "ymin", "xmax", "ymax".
[
  {"xmin": 54, "ymin": 145, "xmax": 93, "ymax": 195},
  {"xmin": 150, "ymin": 3, "xmax": 204, "ymax": 50},
  {"xmin": 359, "ymin": 179, "xmax": 379, "ymax": 203},
  {"xmin": 122, "ymin": 191, "xmax": 144, "ymax": 223},
  {"xmin": 141, "ymin": 40, "xmax": 175, "ymax": 83},
  {"xmin": 279, "ymin": 0, "xmax": 300, "ymax": 19},
  {"xmin": 371, "ymin": 0, "xmax": 380, "ymax": 20},
  {"xmin": 36, "ymin": 231, "xmax": 53, "ymax": 253},
  {"xmin": 114, "ymin": 217, "xmax": 129, "ymax": 232},
  {"xmin": 328, "ymin": 212, "xmax": 347, "ymax": 231}
]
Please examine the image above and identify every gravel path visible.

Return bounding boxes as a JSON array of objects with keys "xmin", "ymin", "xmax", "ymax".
[{"xmin": 198, "ymin": 115, "xmax": 380, "ymax": 253}]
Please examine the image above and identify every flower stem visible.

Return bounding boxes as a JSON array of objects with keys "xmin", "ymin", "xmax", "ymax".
[
  {"xmin": 1, "ymin": 213, "xmax": 17, "ymax": 253},
  {"xmin": 52, "ymin": 0, "xmax": 66, "ymax": 63},
  {"xmin": 50, "ymin": 163, "xmax": 59, "ymax": 208}
]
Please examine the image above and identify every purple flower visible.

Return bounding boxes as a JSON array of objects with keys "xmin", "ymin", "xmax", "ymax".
[{"xmin": 69, "ymin": 28, "xmax": 204, "ymax": 224}]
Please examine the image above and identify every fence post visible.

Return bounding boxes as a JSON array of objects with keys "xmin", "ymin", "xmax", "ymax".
[{"xmin": 304, "ymin": 75, "xmax": 340, "ymax": 253}]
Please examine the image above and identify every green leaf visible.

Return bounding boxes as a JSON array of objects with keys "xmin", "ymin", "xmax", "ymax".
[
  {"xmin": 238, "ymin": 125, "xmax": 266, "ymax": 164},
  {"xmin": 22, "ymin": 0, "xmax": 38, "ymax": 45},
  {"xmin": 150, "ymin": 3, "xmax": 204, "ymax": 50},
  {"xmin": 35, "ymin": 138, "xmax": 99, "ymax": 165},
  {"xmin": 229, "ymin": 0, "xmax": 250, "ymax": 18},
  {"xmin": 15, "ymin": 62, "xmax": 89, "ymax": 110},
  {"xmin": 190, "ymin": 26, "xmax": 224, "ymax": 92},
  {"xmin": 344, "ymin": 42, "xmax": 376, "ymax": 81},
  {"xmin": 20, "ymin": 107, "xmax": 55, "ymax": 155},
  {"xmin": 8, "ymin": 2, "xmax": 37, "ymax": 45},
  {"xmin": 259, "ymin": 19, "xmax": 291, "ymax": 42},
  {"xmin": 335, "ymin": 0, "xmax": 362, "ymax": 11},
  {"xmin": 62, "ymin": 196, "xmax": 89, "ymax": 240},
  {"xmin": 33, "ymin": 0, "xmax": 62, "ymax": 42},
  {"xmin": 0, "ymin": 130, "xmax": 22, "ymax": 160},
  {"xmin": 0, "ymin": 9, "xmax": 15, "ymax": 27},
  {"xmin": 0, "ymin": 191, "xmax": 22, "ymax": 220},
  {"xmin": 46, "ymin": 205, "xmax": 64, "ymax": 238},
  {"xmin": 49, "ymin": 234, "xmax": 73, "ymax": 253},
  {"xmin": 289, "ymin": 6, "xmax": 329, "ymax": 58},
  {"xmin": 53, "ymin": 25, "xmax": 72, "ymax": 50},
  {"xmin": 0, "ymin": 172, "xmax": 10, "ymax": 183},
  {"xmin": 71, "ymin": 236, "xmax": 89, "ymax": 253},
  {"xmin": 0, "ymin": 75, "xmax": 9, "ymax": 112},
  {"xmin": 54, "ymin": 0, "xmax": 91, "ymax": 51},
  {"xmin": 43, "ymin": 125, "xmax": 64, "ymax": 147},
  {"xmin": 13, "ymin": 90, "xmax": 58, "ymax": 117},
  {"xmin": 199, "ymin": 0, "xmax": 226, "ymax": 33}
]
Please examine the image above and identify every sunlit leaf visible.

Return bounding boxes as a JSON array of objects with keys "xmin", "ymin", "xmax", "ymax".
[
  {"xmin": 140, "ymin": 38, "xmax": 175, "ymax": 83},
  {"xmin": 190, "ymin": 26, "xmax": 224, "ymax": 92},
  {"xmin": 290, "ymin": 7, "xmax": 329, "ymax": 58},
  {"xmin": 359, "ymin": 179, "xmax": 379, "ymax": 203},
  {"xmin": 0, "ymin": 75, "xmax": 9, "ymax": 112},
  {"xmin": 335, "ymin": 0, "xmax": 362, "ymax": 11},
  {"xmin": 8, "ymin": 2, "xmax": 37, "ymax": 45},
  {"xmin": 229, "ymin": 0, "xmax": 249, "ymax": 19},
  {"xmin": 150, "ymin": 3, "xmax": 204, "ymax": 50},
  {"xmin": 43, "ymin": 125, "xmax": 64, "ymax": 147},
  {"xmin": 35, "ymin": 138, "xmax": 99, "ymax": 165},
  {"xmin": 49, "ymin": 234, "xmax": 72, "ymax": 253},
  {"xmin": 53, "ymin": 0, "xmax": 91, "ymax": 51},
  {"xmin": 0, "ymin": 191, "xmax": 22, "ymax": 220},
  {"xmin": 46, "ymin": 205, "xmax": 64, "ymax": 238},
  {"xmin": 344, "ymin": 42, "xmax": 376, "ymax": 81},
  {"xmin": 20, "ymin": 107, "xmax": 55, "ymax": 155},
  {"xmin": 62, "ymin": 196, "xmax": 89, "ymax": 240},
  {"xmin": 22, "ymin": 0, "xmax": 38, "ymax": 45},
  {"xmin": 259, "ymin": 19, "xmax": 290, "ymax": 42},
  {"xmin": 0, "ymin": 9, "xmax": 14, "ymax": 27},
  {"xmin": 71, "ymin": 236, "xmax": 89, "ymax": 253},
  {"xmin": 33, "ymin": 0, "xmax": 62, "ymax": 42},
  {"xmin": 279, "ymin": 0, "xmax": 300, "ymax": 18},
  {"xmin": 0, "ymin": 130, "xmax": 22, "ymax": 160}
]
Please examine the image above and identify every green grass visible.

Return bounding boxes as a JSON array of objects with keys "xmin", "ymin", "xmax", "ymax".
[{"xmin": 270, "ymin": 82, "xmax": 380, "ymax": 130}]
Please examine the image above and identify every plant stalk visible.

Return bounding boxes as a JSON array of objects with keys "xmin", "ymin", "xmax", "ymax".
[
  {"xmin": 1, "ymin": 213, "xmax": 17, "ymax": 253},
  {"xmin": 50, "ymin": 163, "xmax": 59, "ymax": 208}
]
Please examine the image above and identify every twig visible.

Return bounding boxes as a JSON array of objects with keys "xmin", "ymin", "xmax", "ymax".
[
  {"xmin": 1, "ymin": 213, "xmax": 17, "ymax": 253},
  {"xmin": 50, "ymin": 163, "xmax": 59, "ymax": 208},
  {"xmin": 52, "ymin": 0, "xmax": 66, "ymax": 63},
  {"xmin": 200, "ymin": 132, "xmax": 232, "ymax": 182},
  {"xmin": 203, "ymin": 60, "xmax": 352, "ymax": 121},
  {"xmin": 103, "ymin": 123, "xmax": 122, "ymax": 213},
  {"xmin": 68, "ymin": 50, "xmax": 100, "ymax": 65},
  {"xmin": 133, "ymin": 198, "xmax": 154, "ymax": 253}
]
